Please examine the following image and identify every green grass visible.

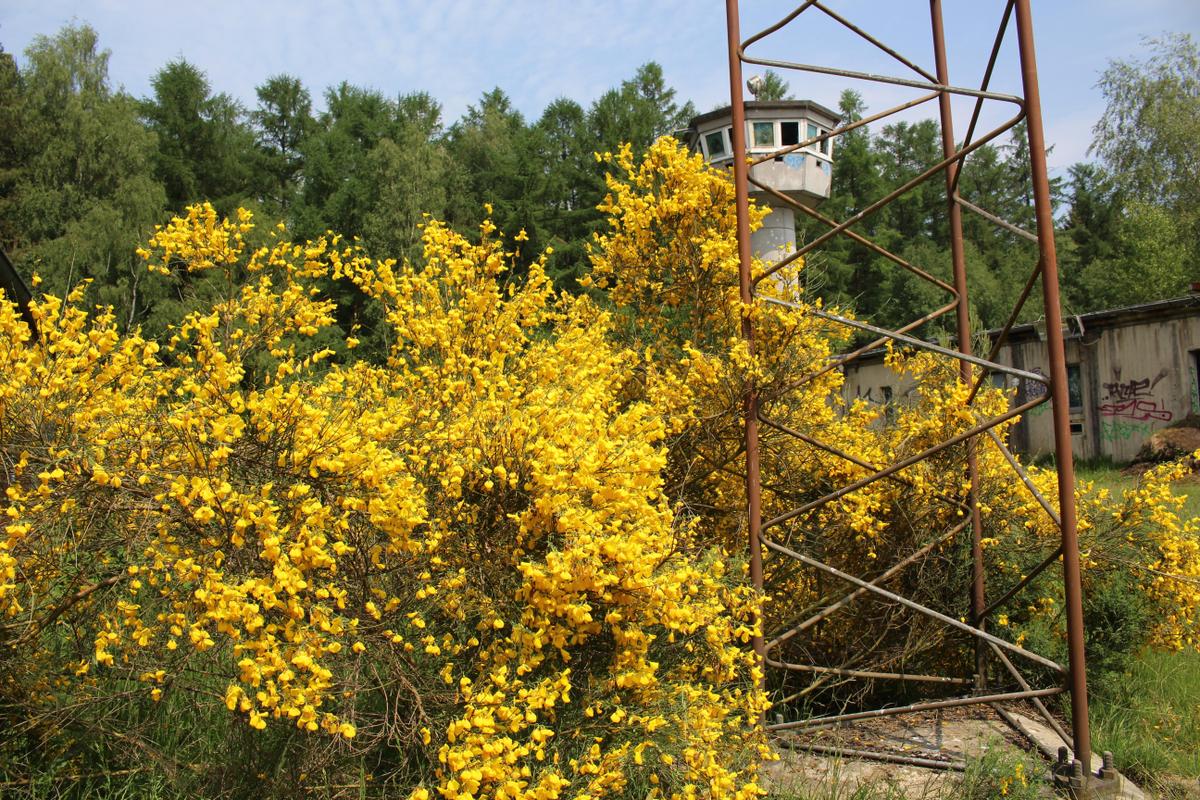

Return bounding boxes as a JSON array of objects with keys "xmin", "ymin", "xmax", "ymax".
[
  {"xmin": 1090, "ymin": 644, "xmax": 1200, "ymax": 783},
  {"xmin": 1073, "ymin": 459, "xmax": 1136, "ymax": 501},
  {"xmin": 1180, "ymin": 481, "xmax": 1200, "ymax": 522},
  {"xmin": 1074, "ymin": 461, "xmax": 1200, "ymax": 785},
  {"xmin": 955, "ymin": 745, "xmax": 1045, "ymax": 800},
  {"xmin": 1074, "ymin": 458, "xmax": 1200, "ymax": 520}
]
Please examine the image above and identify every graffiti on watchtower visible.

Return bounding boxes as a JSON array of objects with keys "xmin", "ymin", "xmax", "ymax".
[{"xmin": 1098, "ymin": 367, "xmax": 1172, "ymax": 422}]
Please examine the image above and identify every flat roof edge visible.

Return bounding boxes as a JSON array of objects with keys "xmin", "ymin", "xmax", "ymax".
[{"xmin": 689, "ymin": 99, "xmax": 843, "ymax": 129}]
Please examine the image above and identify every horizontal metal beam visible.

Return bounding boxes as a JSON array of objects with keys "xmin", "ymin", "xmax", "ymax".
[
  {"xmin": 766, "ymin": 658, "xmax": 972, "ymax": 685},
  {"xmin": 770, "ymin": 686, "xmax": 1064, "ymax": 732},
  {"xmin": 776, "ymin": 739, "xmax": 968, "ymax": 772}
]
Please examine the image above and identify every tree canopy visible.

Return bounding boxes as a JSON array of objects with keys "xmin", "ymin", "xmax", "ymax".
[
  {"xmin": 0, "ymin": 23, "xmax": 1194, "ymax": 334},
  {"xmin": 1062, "ymin": 33, "xmax": 1200, "ymax": 309}
]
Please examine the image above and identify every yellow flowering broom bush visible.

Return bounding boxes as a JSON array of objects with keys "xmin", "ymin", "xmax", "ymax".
[
  {"xmin": 2, "ymin": 137, "xmax": 1199, "ymax": 796},
  {"xmin": 1, "ymin": 202, "xmax": 766, "ymax": 797},
  {"xmin": 587, "ymin": 139, "xmax": 1200, "ymax": 708},
  {"xmin": 588, "ymin": 140, "xmax": 995, "ymax": 694}
]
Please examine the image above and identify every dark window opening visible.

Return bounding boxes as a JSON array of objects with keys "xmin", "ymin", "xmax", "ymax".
[
  {"xmin": 781, "ymin": 121, "xmax": 800, "ymax": 146},
  {"xmin": 704, "ymin": 130, "xmax": 726, "ymax": 159},
  {"xmin": 1067, "ymin": 363, "xmax": 1083, "ymax": 411},
  {"xmin": 1191, "ymin": 350, "xmax": 1200, "ymax": 414}
]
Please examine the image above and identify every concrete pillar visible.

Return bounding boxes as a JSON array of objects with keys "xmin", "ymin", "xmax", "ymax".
[
  {"xmin": 751, "ymin": 204, "xmax": 796, "ymax": 267},
  {"xmin": 751, "ymin": 203, "xmax": 799, "ymax": 296}
]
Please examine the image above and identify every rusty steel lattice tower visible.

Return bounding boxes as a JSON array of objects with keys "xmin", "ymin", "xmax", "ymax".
[{"xmin": 724, "ymin": 0, "xmax": 1102, "ymax": 787}]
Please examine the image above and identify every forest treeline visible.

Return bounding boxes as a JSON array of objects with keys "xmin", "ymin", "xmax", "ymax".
[{"xmin": 1, "ymin": 24, "xmax": 1196, "ymax": 339}]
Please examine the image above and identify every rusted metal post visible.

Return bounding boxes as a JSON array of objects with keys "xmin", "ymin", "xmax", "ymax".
[
  {"xmin": 726, "ymin": 0, "xmax": 766, "ymax": 669},
  {"xmin": 726, "ymin": 2, "xmax": 1095, "ymax": 775},
  {"xmin": 930, "ymin": 0, "xmax": 988, "ymax": 692},
  {"xmin": 1013, "ymin": 0, "xmax": 1092, "ymax": 774}
]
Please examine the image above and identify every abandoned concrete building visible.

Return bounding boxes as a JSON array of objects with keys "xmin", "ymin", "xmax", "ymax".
[
  {"xmin": 681, "ymin": 101, "xmax": 1200, "ymax": 465},
  {"xmin": 841, "ymin": 296, "xmax": 1200, "ymax": 462}
]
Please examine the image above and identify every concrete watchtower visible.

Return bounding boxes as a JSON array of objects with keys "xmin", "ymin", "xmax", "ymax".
[{"xmin": 684, "ymin": 94, "xmax": 840, "ymax": 267}]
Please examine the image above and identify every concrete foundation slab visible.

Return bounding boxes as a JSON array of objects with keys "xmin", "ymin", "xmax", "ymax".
[{"xmin": 763, "ymin": 704, "xmax": 1147, "ymax": 799}]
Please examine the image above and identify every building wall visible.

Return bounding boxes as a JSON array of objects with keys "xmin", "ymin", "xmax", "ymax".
[
  {"xmin": 1087, "ymin": 314, "xmax": 1200, "ymax": 461},
  {"xmin": 996, "ymin": 338, "xmax": 1093, "ymax": 460},
  {"xmin": 840, "ymin": 309, "xmax": 1200, "ymax": 463},
  {"xmin": 841, "ymin": 358, "xmax": 917, "ymax": 413}
]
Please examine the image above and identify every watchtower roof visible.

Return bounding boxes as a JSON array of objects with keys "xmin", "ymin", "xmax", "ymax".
[{"xmin": 687, "ymin": 99, "xmax": 842, "ymax": 131}]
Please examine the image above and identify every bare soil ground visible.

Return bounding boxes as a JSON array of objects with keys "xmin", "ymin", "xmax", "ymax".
[{"xmin": 762, "ymin": 705, "xmax": 1057, "ymax": 799}]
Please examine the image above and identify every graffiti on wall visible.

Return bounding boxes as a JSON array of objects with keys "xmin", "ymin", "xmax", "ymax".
[
  {"xmin": 855, "ymin": 385, "xmax": 884, "ymax": 404},
  {"xmin": 1020, "ymin": 367, "xmax": 1051, "ymax": 418},
  {"xmin": 1099, "ymin": 419, "xmax": 1155, "ymax": 443},
  {"xmin": 855, "ymin": 385, "xmax": 906, "ymax": 405},
  {"xmin": 1098, "ymin": 367, "xmax": 1173, "ymax": 422}
]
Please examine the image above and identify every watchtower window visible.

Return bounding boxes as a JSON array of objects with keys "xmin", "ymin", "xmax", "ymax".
[
  {"xmin": 752, "ymin": 122, "xmax": 775, "ymax": 148},
  {"xmin": 704, "ymin": 130, "xmax": 727, "ymax": 159},
  {"xmin": 806, "ymin": 121, "xmax": 831, "ymax": 156},
  {"xmin": 781, "ymin": 121, "xmax": 800, "ymax": 146}
]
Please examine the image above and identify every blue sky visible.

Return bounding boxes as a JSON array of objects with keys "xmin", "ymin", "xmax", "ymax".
[{"xmin": 2, "ymin": 1, "xmax": 1197, "ymax": 172}]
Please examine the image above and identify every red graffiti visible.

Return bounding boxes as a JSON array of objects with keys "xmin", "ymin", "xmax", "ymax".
[
  {"xmin": 1099, "ymin": 367, "xmax": 1173, "ymax": 422},
  {"xmin": 1098, "ymin": 398, "xmax": 1173, "ymax": 422}
]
